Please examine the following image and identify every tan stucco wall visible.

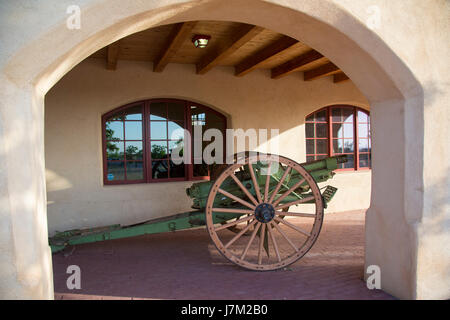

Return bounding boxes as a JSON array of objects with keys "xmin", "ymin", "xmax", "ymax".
[
  {"xmin": 45, "ymin": 58, "xmax": 370, "ymax": 234},
  {"xmin": 1, "ymin": 0, "xmax": 448, "ymax": 300}
]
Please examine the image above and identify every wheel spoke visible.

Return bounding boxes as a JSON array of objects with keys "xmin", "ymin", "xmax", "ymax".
[
  {"xmin": 272, "ymin": 178, "xmax": 305, "ymax": 207},
  {"xmin": 275, "ymin": 196, "xmax": 315, "ymax": 210},
  {"xmin": 275, "ymin": 211, "xmax": 316, "ymax": 218},
  {"xmin": 274, "ymin": 216, "xmax": 311, "ymax": 237},
  {"xmin": 224, "ymin": 219, "xmax": 258, "ymax": 249},
  {"xmin": 270, "ymin": 221, "xmax": 299, "ymax": 252},
  {"xmin": 212, "ymin": 208, "xmax": 255, "ymax": 214},
  {"xmin": 218, "ymin": 188, "xmax": 256, "ymax": 210},
  {"xmin": 240, "ymin": 222, "xmax": 261, "ymax": 260},
  {"xmin": 264, "ymin": 162, "xmax": 272, "ymax": 202},
  {"xmin": 258, "ymin": 223, "xmax": 266, "ymax": 264},
  {"xmin": 230, "ymin": 173, "xmax": 259, "ymax": 206},
  {"xmin": 215, "ymin": 215, "xmax": 254, "ymax": 231},
  {"xmin": 248, "ymin": 162, "xmax": 262, "ymax": 203},
  {"xmin": 267, "ymin": 223, "xmax": 281, "ymax": 262},
  {"xmin": 268, "ymin": 167, "xmax": 292, "ymax": 204}
]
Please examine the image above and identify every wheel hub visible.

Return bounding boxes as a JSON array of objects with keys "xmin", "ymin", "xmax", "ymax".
[{"xmin": 254, "ymin": 203, "xmax": 275, "ymax": 223}]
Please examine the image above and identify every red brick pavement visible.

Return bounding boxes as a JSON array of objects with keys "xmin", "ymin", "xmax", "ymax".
[{"xmin": 53, "ymin": 210, "xmax": 394, "ymax": 300}]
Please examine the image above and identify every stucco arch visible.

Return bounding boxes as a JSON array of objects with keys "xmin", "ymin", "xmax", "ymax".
[{"xmin": 2, "ymin": 0, "xmax": 447, "ymax": 300}]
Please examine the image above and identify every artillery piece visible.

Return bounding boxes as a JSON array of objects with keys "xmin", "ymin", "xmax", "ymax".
[{"xmin": 49, "ymin": 153, "xmax": 347, "ymax": 271}]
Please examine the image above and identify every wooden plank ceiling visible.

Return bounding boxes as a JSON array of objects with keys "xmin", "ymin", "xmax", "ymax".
[{"xmin": 90, "ymin": 21, "xmax": 349, "ymax": 83}]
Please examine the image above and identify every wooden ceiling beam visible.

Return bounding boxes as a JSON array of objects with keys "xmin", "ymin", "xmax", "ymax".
[
  {"xmin": 234, "ymin": 36, "xmax": 298, "ymax": 77},
  {"xmin": 304, "ymin": 62, "xmax": 341, "ymax": 81},
  {"xmin": 333, "ymin": 72, "xmax": 350, "ymax": 83},
  {"xmin": 196, "ymin": 25, "xmax": 264, "ymax": 75},
  {"xmin": 271, "ymin": 50, "xmax": 324, "ymax": 79},
  {"xmin": 106, "ymin": 41, "xmax": 120, "ymax": 70},
  {"xmin": 153, "ymin": 21, "xmax": 197, "ymax": 72}
]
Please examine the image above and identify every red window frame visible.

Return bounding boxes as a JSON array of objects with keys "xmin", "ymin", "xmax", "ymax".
[
  {"xmin": 102, "ymin": 98, "xmax": 227, "ymax": 185},
  {"xmin": 305, "ymin": 105, "xmax": 371, "ymax": 171}
]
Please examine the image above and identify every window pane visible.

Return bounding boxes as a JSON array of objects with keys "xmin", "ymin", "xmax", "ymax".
[
  {"xmin": 358, "ymin": 110, "xmax": 369, "ymax": 123},
  {"xmin": 316, "ymin": 110, "xmax": 326, "ymax": 122},
  {"xmin": 150, "ymin": 141, "xmax": 168, "ymax": 159},
  {"xmin": 359, "ymin": 153, "xmax": 371, "ymax": 168},
  {"xmin": 343, "ymin": 123, "xmax": 354, "ymax": 138},
  {"xmin": 316, "ymin": 123, "xmax": 327, "ymax": 138},
  {"xmin": 359, "ymin": 139, "xmax": 370, "ymax": 152},
  {"xmin": 150, "ymin": 121, "xmax": 167, "ymax": 140},
  {"xmin": 190, "ymin": 105, "xmax": 226, "ymax": 169},
  {"xmin": 150, "ymin": 102, "xmax": 167, "ymax": 120},
  {"xmin": 316, "ymin": 155, "xmax": 327, "ymax": 160},
  {"xmin": 126, "ymin": 161, "xmax": 144, "ymax": 180},
  {"xmin": 125, "ymin": 121, "xmax": 142, "ymax": 140},
  {"xmin": 305, "ymin": 123, "xmax": 314, "ymax": 138},
  {"xmin": 107, "ymin": 161, "xmax": 125, "ymax": 181},
  {"xmin": 306, "ymin": 139, "xmax": 315, "ymax": 154},
  {"xmin": 191, "ymin": 111, "xmax": 206, "ymax": 126},
  {"xmin": 168, "ymin": 102, "xmax": 185, "ymax": 120},
  {"xmin": 168, "ymin": 121, "xmax": 184, "ymax": 140},
  {"xmin": 332, "ymin": 108, "xmax": 341, "ymax": 122},
  {"xmin": 193, "ymin": 105, "xmax": 224, "ymax": 123},
  {"xmin": 306, "ymin": 156, "xmax": 315, "ymax": 162},
  {"xmin": 107, "ymin": 112, "xmax": 125, "ymax": 121},
  {"xmin": 343, "ymin": 139, "xmax": 354, "ymax": 153},
  {"xmin": 169, "ymin": 160, "xmax": 185, "ymax": 178},
  {"xmin": 206, "ymin": 121, "xmax": 226, "ymax": 132},
  {"xmin": 316, "ymin": 139, "xmax": 327, "ymax": 154},
  {"xmin": 169, "ymin": 140, "xmax": 184, "ymax": 159},
  {"xmin": 106, "ymin": 121, "xmax": 124, "ymax": 140},
  {"xmin": 342, "ymin": 108, "xmax": 354, "ymax": 122},
  {"xmin": 343, "ymin": 154, "xmax": 354, "ymax": 169},
  {"xmin": 358, "ymin": 123, "xmax": 369, "ymax": 138},
  {"xmin": 306, "ymin": 114, "xmax": 314, "ymax": 122},
  {"xmin": 106, "ymin": 141, "xmax": 124, "ymax": 160},
  {"xmin": 333, "ymin": 139, "xmax": 343, "ymax": 154},
  {"xmin": 125, "ymin": 141, "xmax": 143, "ymax": 160},
  {"xmin": 332, "ymin": 123, "xmax": 343, "ymax": 138},
  {"xmin": 124, "ymin": 105, "xmax": 143, "ymax": 120},
  {"xmin": 152, "ymin": 160, "xmax": 169, "ymax": 179}
]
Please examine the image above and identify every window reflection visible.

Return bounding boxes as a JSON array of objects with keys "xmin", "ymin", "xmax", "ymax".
[
  {"xmin": 306, "ymin": 106, "xmax": 371, "ymax": 170},
  {"xmin": 125, "ymin": 122, "xmax": 142, "ymax": 140},
  {"xmin": 106, "ymin": 121, "xmax": 124, "ymax": 140},
  {"xmin": 151, "ymin": 121, "xmax": 167, "ymax": 140},
  {"xmin": 150, "ymin": 102, "xmax": 167, "ymax": 120},
  {"xmin": 103, "ymin": 100, "xmax": 226, "ymax": 183},
  {"xmin": 126, "ymin": 162, "xmax": 144, "ymax": 180},
  {"xmin": 150, "ymin": 141, "xmax": 168, "ymax": 159},
  {"xmin": 191, "ymin": 105, "xmax": 226, "ymax": 177},
  {"xmin": 152, "ymin": 160, "xmax": 169, "ymax": 179}
]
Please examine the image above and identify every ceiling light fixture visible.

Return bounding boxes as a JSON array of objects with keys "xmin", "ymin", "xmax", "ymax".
[{"xmin": 192, "ymin": 34, "xmax": 211, "ymax": 48}]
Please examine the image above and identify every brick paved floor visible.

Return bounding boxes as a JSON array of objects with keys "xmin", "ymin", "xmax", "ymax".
[{"xmin": 53, "ymin": 210, "xmax": 394, "ymax": 300}]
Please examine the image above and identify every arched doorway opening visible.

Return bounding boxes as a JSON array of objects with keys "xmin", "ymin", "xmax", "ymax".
[{"xmin": 1, "ymin": 0, "xmax": 427, "ymax": 299}]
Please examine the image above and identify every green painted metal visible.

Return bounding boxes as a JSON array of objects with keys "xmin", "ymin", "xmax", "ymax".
[{"xmin": 49, "ymin": 210, "xmax": 242, "ymax": 253}]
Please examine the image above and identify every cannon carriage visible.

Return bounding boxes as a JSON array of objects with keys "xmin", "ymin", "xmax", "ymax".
[{"xmin": 49, "ymin": 153, "xmax": 346, "ymax": 271}]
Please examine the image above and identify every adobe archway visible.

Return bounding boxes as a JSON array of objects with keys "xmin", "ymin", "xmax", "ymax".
[{"xmin": 1, "ymin": 0, "xmax": 447, "ymax": 299}]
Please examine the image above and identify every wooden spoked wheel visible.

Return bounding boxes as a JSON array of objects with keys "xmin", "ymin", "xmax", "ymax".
[{"xmin": 205, "ymin": 154, "xmax": 324, "ymax": 271}]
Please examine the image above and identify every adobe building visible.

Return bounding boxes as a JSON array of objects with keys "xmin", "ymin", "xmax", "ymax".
[{"xmin": 0, "ymin": 0, "xmax": 449, "ymax": 299}]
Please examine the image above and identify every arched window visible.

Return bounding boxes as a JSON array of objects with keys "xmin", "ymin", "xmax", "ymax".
[
  {"xmin": 305, "ymin": 105, "xmax": 371, "ymax": 171},
  {"xmin": 102, "ymin": 99, "xmax": 227, "ymax": 184}
]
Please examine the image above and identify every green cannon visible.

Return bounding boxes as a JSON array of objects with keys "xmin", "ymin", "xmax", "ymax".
[
  {"xmin": 49, "ymin": 153, "xmax": 346, "ymax": 271},
  {"xmin": 187, "ymin": 155, "xmax": 346, "ymax": 210}
]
